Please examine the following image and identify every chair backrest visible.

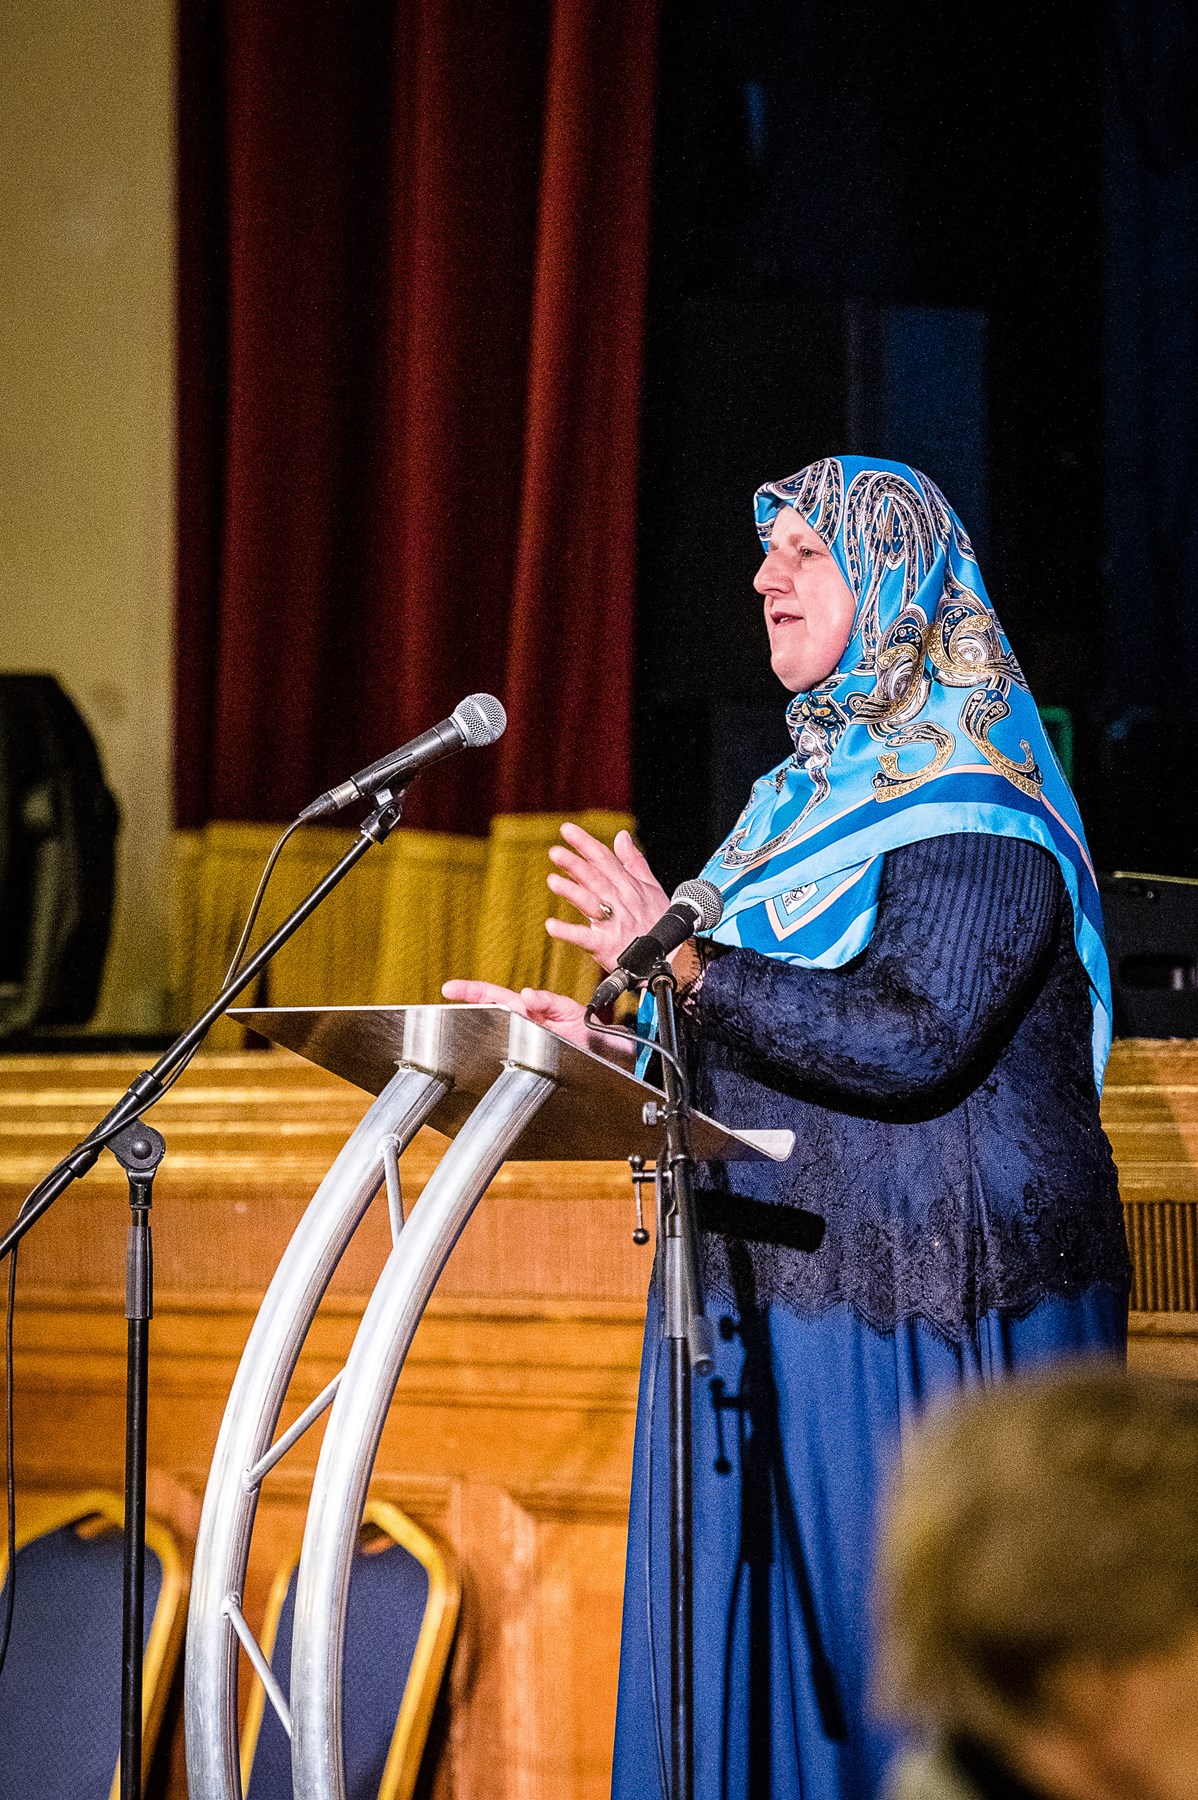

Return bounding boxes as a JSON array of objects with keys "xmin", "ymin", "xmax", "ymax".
[
  {"xmin": 242, "ymin": 1501, "xmax": 460, "ymax": 1800},
  {"xmin": 0, "ymin": 1489, "xmax": 188, "ymax": 1800}
]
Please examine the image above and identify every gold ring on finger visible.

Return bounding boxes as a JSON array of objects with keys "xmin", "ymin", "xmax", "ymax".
[{"xmin": 597, "ymin": 902, "xmax": 614, "ymax": 922}]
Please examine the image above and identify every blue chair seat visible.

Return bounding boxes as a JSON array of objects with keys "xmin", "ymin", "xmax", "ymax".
[
  {"xmin": 243, "ymin": 1502, "xmax": 459, "ymax": 1800},
  {"xmin": 0, "ymin": 1491, "xmax": 186, "ymax": 1800}
]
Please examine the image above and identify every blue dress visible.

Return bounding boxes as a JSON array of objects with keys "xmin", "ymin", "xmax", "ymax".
[{"xmin": 611, "ymin": 832, "xmax": 1129, "ymax": 1800}]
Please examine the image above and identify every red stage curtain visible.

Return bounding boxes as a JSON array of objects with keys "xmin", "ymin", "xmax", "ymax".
[{"xmin": 175, "ymin": 0, "xmax": 659, "ymax": 834}]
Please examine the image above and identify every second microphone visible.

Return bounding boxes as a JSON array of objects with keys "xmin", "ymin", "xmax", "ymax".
[{"xmin": 589, "ymin": 880, "xmax": 724, "ymax": 1011}]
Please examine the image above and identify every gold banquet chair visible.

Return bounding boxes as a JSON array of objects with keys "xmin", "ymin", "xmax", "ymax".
[
  {"xmin": 0, "ymin": 1489, "xmax": 188, "ymax": 1800},
  {"xmin": 240, "ymin": 1501, "xmax": 460, "ymax": 1800}
]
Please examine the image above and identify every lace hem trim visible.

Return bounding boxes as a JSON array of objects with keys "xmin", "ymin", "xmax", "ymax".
[{"xmin": 697, "ymin": 1188, "xmax": 1132, "ymax": 1343}]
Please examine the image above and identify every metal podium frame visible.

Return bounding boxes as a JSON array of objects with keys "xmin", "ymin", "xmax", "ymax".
[{"xmin": 184, "ymin": 1004, "xmax": 791, "ymax": 1800}]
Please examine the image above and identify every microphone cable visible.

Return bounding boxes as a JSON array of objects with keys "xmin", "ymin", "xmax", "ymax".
[
  {"xmin": 217, "ymin": 816, "xmax": 306, "ymax": 992},
  {"xmin": 581, "ymin": 1006, "xmax": 691, "ymax": 1112},
  {"xmin": 0, "ymin": 809, "xmax": 306, "ymax": 1684},
  {"xmin": 9, "ymin": 815, "xmax": 305, "ymax": 1233},
  {"xmin": 0, "ymin": 1248, "xmax": 15, "ymax": 1682}
]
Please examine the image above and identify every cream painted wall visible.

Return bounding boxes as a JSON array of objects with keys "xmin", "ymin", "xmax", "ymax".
[{"xmin": 0, "ymin": 0, "xmax": 176, "ymax": 1031}]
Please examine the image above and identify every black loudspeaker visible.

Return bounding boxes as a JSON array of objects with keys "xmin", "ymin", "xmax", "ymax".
[
  {"xmin": 1098, "ymin": 871, "xmax": 1198, "ymax": 1039},
  {"xmin": 0, "ymin": 674, "xmax": 120, "ymax": 1038}
]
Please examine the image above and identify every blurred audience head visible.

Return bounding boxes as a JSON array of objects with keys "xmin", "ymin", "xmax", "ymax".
[{"xmin": 876, "ymin": 1367, "xmax": 1198, "ymax": 1800}]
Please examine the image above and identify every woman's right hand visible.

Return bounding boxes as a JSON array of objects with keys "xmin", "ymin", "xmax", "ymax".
[
  {"xmin": 440, "ymin": 979, "xmax": 635, "ymax": 1064},
  {"xmin": 440, "ymin": 979, "xmax": 592, "ymax": 1052}
]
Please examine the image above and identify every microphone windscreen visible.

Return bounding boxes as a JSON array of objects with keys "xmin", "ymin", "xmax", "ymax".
[
  {"xmin": 453, "ymin": 692, "xmax": 507, "ymax": 746},
  {"xmin": 671, "ymin": 878, "xmax": 723, "ymax": 931}
]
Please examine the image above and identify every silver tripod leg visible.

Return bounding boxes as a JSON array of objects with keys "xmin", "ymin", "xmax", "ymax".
[
  {"xmin": 185, "ymin": 1047, "xmax": 451, "ymax": 1800},
  {"xmin": 290, "ymin": 1018, "xmax": 560, "ymax": 1800}
]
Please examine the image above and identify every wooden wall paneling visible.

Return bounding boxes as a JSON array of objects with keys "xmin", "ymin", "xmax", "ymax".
[
  {"xmin": 4, "ymin": 1040, "xmax": 1198, "ymax": 1798},
  {"xmin": 0, "ymin": 1050, "xmax": 652, "ymax": 1799},
  {"xmin": 1102, "ymin": 1040, "xmax": 1198, "ymax": 1321}
]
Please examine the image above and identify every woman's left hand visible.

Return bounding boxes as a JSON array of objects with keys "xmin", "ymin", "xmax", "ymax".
[{"xmin": 546, "ymin": 824, "xmax": 671, "ymax": 972}]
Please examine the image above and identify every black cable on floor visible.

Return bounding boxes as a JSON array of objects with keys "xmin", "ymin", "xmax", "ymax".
[{"xmin": 0, "ymin": 1244, "xmax": 18, "ymax": 1681}]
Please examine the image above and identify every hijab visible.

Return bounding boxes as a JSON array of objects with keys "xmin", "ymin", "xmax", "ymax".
[{"xmin": 695, "ymin": 454, "xmax": 1112, "ymax": 1085}]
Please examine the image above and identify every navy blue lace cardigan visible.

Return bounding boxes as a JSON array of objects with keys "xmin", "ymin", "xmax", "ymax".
[{"xmin": 684, "ymin": 831, "xmax": 1130, "ymax": 1339}]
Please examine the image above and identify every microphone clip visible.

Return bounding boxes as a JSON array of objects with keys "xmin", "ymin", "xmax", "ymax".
[{"xmin": 358, "ymin": 784, "xmax": 408, "ymax": 843}]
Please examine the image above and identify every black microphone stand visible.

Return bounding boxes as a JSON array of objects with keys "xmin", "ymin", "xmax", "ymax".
[
  {"xmin": 0, "ymin": 786, "xmax": 406, "ymax": 1800},
  {"xmin": 645, "ymin": 963, "xmax": 713, "ymax": 1800},
  {"xmin": 110, "ymin": 1117, "xmax": 164, "ymax": 1800}
]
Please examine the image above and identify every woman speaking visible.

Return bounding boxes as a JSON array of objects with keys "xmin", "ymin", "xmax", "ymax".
[{"xmin": 445, "ymin": 454, "xmax": 1131, "ymax": 1799}]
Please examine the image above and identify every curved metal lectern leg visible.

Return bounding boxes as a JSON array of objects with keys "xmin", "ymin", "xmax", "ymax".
[
  {"xmin": 290, "ymin": 1055, "xmax": 559, "ymax": 1800},
  {"xmin": 185, "ymin": 1057, "xmax": 452, "ymax": 1800}
]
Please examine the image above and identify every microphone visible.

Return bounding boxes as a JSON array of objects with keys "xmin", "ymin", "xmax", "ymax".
[
  {"xmin": 589, "ymin": 879, "xmax": 724, "ymax": 1010},
  {"xmin": 298, "ymin": 693, "xmax": 507, "ymax": 821}
]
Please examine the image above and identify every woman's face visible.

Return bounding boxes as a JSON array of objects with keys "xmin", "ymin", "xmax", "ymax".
[{"xmin": 755, "ymin": 504, "xmax": 857, "ymax": 692}]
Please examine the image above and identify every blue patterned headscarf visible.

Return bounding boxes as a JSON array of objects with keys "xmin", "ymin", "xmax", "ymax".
[{"xmin": 695, "ymin": 454, "xmax": 1112, "ymax": 1086}]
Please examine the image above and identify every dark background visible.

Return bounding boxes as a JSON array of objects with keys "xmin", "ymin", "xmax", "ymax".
[{"xmin": 633, "ymin": 0, "xmax": 1198, "ymax": 891}]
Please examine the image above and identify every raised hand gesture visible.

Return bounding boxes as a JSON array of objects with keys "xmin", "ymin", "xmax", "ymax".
[{"xmin": 545, "ymin": 824, "xmax": 670, "ymax": 972}]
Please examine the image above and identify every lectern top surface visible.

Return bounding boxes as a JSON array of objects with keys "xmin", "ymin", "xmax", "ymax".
[{"xmin": 229, "ymin": 1002, "xmax": 793, "ymax": 1164}]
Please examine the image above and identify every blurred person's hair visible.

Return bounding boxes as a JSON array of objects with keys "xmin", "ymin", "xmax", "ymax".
[{"xmin": 876, "ymin": 1366, "xmax": 1198, "ymax": 1748}]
